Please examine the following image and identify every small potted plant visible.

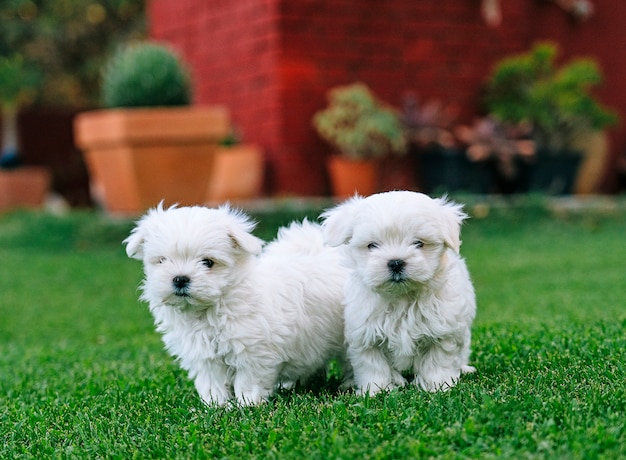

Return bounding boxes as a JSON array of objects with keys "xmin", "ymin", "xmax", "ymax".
[
  {"xmin": 74, "ymin": 42, "xmax": 230, "ymax": 214},
  {"xmin": 484, "ymin": 41, "xmax": 618, "ymax": 194},
  {"xmin": 312, "ymin": 82, "xmax": 406, "ymax": 198},
  {"xmin": 455, "ymin": 117, "xmax": 536, "ymax": 194},
  {"xmin": 205, "ymin": 128, "xmax": 264, "ymax": 204},
  {"xmin": 0, "ymin": 54, "xmax": 50, "ymax": 211},
  {"xmin": 401, "ymin": 93, "xmax": 477, "ymax": 194}
]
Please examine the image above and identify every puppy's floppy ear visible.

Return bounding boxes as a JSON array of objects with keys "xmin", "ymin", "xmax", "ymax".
[
  {"xmin": 321, "ymin": 195, "xmax": 363, "ymax": 246},
  {"xmin": 123, "ymin": 203, "xmax": 166, "ymax": 259},
  {"xmin": 124, "ymin": 229, "xmax": 144, "ymax": 259},
  {"xmin": 222, "ymin": 206, "xmax": 264, "ymax": 256},
  {"xmin": 229, "ymin": 227, "xmax": 263, "ymax": 255},
  {"xmin": 435, "ymin": 197, "xmax": 468, "ymax": 254},
  {"xmin": 124, "ymin": 219, "xmax": 148, "ymax": 260}
]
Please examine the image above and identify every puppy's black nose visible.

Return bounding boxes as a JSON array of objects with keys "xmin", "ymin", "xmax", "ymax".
[
  {"xmin": 387, "ymin": 259, "xmax": 406, "ymax": 274},
  {"xmin": 173, "ymin": 275, "xmax": 190, "ymax": 290}
]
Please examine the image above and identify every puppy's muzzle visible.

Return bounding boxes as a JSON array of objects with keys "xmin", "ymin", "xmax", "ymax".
[
  {"xmin": 388, "ymin": 259, "xmax": 406, "ymax": 282},
  {"xmin": 172, "ymin": 275, "xmax": 191, "ymax": 296}
]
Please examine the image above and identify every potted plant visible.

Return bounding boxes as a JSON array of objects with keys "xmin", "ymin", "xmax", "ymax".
[
  {"xmin": 205, "ymin": 129, "xmax": 264, "ymax": 204},
  {"xmin": 484, "ymin": 42, "xmax": 618, "ymax": 194},
  {"xmin": 455, "ymin": 117, "xmax": 536, "ymax": 194},
  {"xmin": 312, "ymin": 82, "xmax": 406, "ymax": 198},
  {"xmin": 401, "ymin": 93, "xmax": 481, "ymax": 194},
  {"xmin": 0, "ymin": 54, "xmax": 50, "ymax": 211},
  {"xmin": 74, "ymin": 42, "xmax": 230, "ymax": 214}
]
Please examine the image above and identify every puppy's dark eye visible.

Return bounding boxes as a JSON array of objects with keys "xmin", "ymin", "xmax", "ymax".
[
  {"xmin": 202, "ymin": 258, "xmax": 214, "ymax": 268},
  {"xmin": 367, "ymin": 242, "xmax": 379, "ymax": 250},
  {"xmin": 158, "ymin": 256, "xmax": 167, "ymax": 264},
  {"xmin": 413, "ymin": 240, "xmax": 424, "ymax": 248}
]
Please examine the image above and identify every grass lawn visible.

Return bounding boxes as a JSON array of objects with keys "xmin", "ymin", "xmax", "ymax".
[{"xmin": 1, "ymin": 198, "xmax": 625, "ymax": 458}]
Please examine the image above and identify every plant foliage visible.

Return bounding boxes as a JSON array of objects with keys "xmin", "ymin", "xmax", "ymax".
[
  {"xmin": 485, "ymin": 42, "xmax": 618, "ymax": 149},
  {"xmin": 0, "ymin": 54, "xmax": 40, "ymax": 109},
  {"xmin": 0, "ymin": 0, "xmax": 146, "ymax": 108},
  {"xmin": 101, "ymin": 42, "xmax": 192, "ymax": 108},
  {"xmin": 312, "ymin": 82, "xmax": 407, "ymax": 160}
]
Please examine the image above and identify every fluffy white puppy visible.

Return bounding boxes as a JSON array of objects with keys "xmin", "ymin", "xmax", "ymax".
[
  {"xmin": 322, "ymin": 191, "xmax": 476, "ymax": 395},
  {"xmin": 124, "ymin": 203, "xmax": 347, "ymax": 406}
]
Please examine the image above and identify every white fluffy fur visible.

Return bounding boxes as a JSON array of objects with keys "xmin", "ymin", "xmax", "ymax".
[
  {"xmin": 124, "ymin": 203, "xmax": 348, "ymax": 406},
  {"xmin": 322, "ymin": 191, "xmax": 476, "ymax": 395}
]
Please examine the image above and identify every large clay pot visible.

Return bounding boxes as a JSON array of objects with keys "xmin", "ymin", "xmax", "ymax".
[{"xmin": 74, "ymin": 106, "xmax": 230, "ymax": 215}]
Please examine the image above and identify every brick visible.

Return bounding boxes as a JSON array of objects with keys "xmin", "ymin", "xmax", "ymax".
[{"xmin": 149, "ymin": 0, "xmax": 626, "ymax": 195}]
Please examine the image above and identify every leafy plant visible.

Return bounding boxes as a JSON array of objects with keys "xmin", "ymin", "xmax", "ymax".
[
  {"xmin": 0, "ymin": 54, "xmax": 41, "ymax": 167},
  {"xmin": 312, "ymin": 82, "xmax": 406, "ymax": 160},
  {"xmin": 0, "ymin": 54, "xmax": 40, "ymax": 110},
  {"xmin": 0, "ymin": 0, "xmax": 146, "ymax": 108},
  {"xmin": 101, "ymin": 42, "xmax": 192, "ymax": 108},
  {"xmin": 456, "ymin": 116, "xmax": 535, "ymax": 181},
  {"xmin": 485, "ymin": 42, "xmax": 618, "ymax": 150},
  {"xmin": 401, "ymin": 93, "xmax": 458, "ymax": 149}
]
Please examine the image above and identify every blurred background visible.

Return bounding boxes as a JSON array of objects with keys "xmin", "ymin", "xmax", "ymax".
[{"xmin": 2, "ymin": 0, "xmax": 626, "ymax": 212}]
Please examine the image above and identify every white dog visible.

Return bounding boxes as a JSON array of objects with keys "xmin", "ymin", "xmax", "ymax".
[
  {"xmin": 124, "ymin": 203, "xmax": 348, "ymax": 406},
  {"xmin": 322, "ymin": 191, "xmax": 476, "ymax": 395}
]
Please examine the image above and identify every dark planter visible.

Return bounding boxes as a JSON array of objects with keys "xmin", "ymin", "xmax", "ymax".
[
  {"xmin": 460, "ymin": 149, "xmax": 582, "ymax": 195},
  {"xmin": 413, "ymin": 145, "xmax": 491, "ymax": 194},
  {"xmin": 528, "ymin": 149, "xmax": 583, "ymax": 195},
  {"xmin": 487, "ymin": 155, "xmax": 535, "ymax": 195}
]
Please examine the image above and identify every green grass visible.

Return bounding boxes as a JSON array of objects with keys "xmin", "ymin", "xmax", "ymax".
[{"xmin": 1, "ymin": 199, "xmax": 625, "ymax": 459}]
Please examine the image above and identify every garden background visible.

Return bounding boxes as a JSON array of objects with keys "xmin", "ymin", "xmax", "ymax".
[{"xmin": 3, "ymin": 0, "xmax": 626, "ymax": 206}]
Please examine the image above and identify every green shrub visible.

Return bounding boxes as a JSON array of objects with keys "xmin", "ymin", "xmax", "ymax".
[
  {"xmin": 0, "ymin": 54, "xmax": 40, "ymax": 109},
  {"xmin": 485, "ymin": 42, "xmax": 618, "ymax": 149},
  {"xmin": 101, "ymin": 42, "xmax": 192, "ymax": 108},
  {"xmin": 312, "ymin": 82, "xmax": 406, "ymax": 160}
]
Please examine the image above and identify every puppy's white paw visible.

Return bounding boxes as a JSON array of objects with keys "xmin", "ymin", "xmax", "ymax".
[
  {"xmin": 276, "ymin": 380, "xmax": 296, "ymax": 391},
  {"xmin": 235, "ymin": 383, "xmax": 273, "ymax": 406},
  {"xmin": 415, "ymin": 368, "xmax": 461, "ymax": 393},
  {"xmin": 356, "ymin": 373, "xmax": 407, "ymax": 396},
  {"xmin": 357, "ymin": 383, "xmax": 393, "ymax": 396},
  {"xmin": 195, "ymin": 380, "xmax": 232, "ymax": 406}
]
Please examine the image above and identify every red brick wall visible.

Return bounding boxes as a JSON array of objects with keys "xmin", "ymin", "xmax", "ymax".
[
  {"xmin": 149, "ymin": 0, "xmax": 284, "ymax": 192},
  {"xmin": 273, "ymin": 0, "xmax": 530, "ymax": 194},
  {"xmin": 149, "ymin": 0, "xmax": 625, "ymax": 195}
]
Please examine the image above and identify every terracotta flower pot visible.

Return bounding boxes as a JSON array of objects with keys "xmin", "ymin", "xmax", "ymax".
[
  {"xmin": 0, "ymin": 167, "xmax": 51, "ymax": 211},
  {"xmin": 327, "ymin": 155, "xmax": 378, "ymax": 198},
  {"xmin": 74, "ymin": 106, "xmax": 230, "ymax": 215},
  {"xmin": 206, "ymin": 144, "xmax": 264, "ymax": 204}
]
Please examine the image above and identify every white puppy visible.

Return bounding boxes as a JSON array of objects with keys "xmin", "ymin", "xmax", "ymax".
[
  {"xmin": 124, "ymin": 203, "xmax": 348, "ymax": 406},
  {"xmin": 322, "ymin": 191, "xmax": 476, "ymax": 395}
]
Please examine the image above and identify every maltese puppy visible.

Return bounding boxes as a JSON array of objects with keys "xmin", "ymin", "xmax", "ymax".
[
  {"xmin": 322, "ymin": 191, "xmax": 476, "ymax": 395},
  {"xmin": 124, "ymin": 203, "xmax": 348, "ymax": 406}
]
